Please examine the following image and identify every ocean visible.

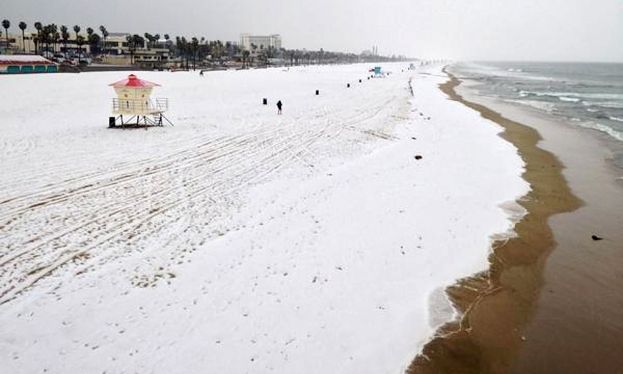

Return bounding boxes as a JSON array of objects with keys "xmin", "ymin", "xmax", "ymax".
[{"xmin": 450, "ymin": 62, "xmax": 623, "ymax": 168}]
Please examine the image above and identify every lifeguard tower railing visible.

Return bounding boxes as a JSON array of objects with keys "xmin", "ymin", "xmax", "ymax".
[{"xmin": 112, "ymin": 98, "xmax": 169, "ymax": 114}]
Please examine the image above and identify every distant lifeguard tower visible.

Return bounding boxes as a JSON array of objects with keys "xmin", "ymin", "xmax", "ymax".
[
  {"xmin": 109, "ymin": 74, "xmax": 173, "ymax": 127},
  {"xmin": 369, "ymin": 66, "xmax": 385, "ymax": 78}
]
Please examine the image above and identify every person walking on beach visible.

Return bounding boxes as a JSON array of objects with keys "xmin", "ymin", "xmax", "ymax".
[{"xmin": 276, "ymin": 100, "xmax": 283, "ymax": 115}]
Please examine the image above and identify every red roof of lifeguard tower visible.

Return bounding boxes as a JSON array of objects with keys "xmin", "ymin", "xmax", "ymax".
[{"xmin": 109, "ymin": 74, "xmax": 160, "ymax": 88}]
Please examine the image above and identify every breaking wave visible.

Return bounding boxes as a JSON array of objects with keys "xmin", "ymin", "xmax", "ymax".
[
  {"xmin": 519, "ymin": 90, "xmax": 623, "ymax": 101},
  {"xmin": 577, "ymin": 121, "xmax": 623, "ymax": 142},
  {"xmin": 506, "ymin": 99, "xmax": 556, "ymax": 113}
]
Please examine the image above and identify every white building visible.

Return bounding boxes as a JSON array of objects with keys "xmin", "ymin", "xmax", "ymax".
[
  {"xmin": 239, "ymin": 34, "xmax": 282, "ymax": 53},
  {"xmin": 101, "ymin": 33, "xmax": 171, "ymax": 67},
  {"xmin": 2, "ymin": 30, "xmax": 172, "ymax": 67}
]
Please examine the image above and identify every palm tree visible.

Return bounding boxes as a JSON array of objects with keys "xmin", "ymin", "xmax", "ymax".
[
  {"xmin": 163, "ymin": 34, "xmax": 172, "ymax": 56},
  {"xmin": 41, "ymin": 24, "xmax": 51, "ymax": 55},
  {"xmin": 53, "ymin": 32, "xmax": 60, "ymax": 54},
  {"xmin": 126, "ymin": 34, "xmax": 144, "ymax": 64},
  {"xmin": 250, "ymin": 43, "xmax": 258, "ymax": 66},
  {"xmin": 73, "ymin": 25, "xmax": 81, "ymax": 58},
  {"xmin": 34, "ymin": 21, "xmax": 42, "ymax": 54},
  {"xmin": 225, "ymin": 41, "xmax": 232, "ymax": 57},
  {"xmin": 126, "ymin": 35, "xmax": 134, "ymax": 64},
  {"xmin": 48, "ymin": 24, "xmax": 58, "ymax": 53},
  {"xmin": 76, "ymin": 35, "xmax": 85, "ymax": 62},
  {"xmin": 191, "ymin": 37, "xmax": 199, "ymax": 69},
  {"xmin": 242, "ymin": 50, "xmax": 250, "ymax": 68},
  {"xmin": 144, "ymin": 33, "xmax": 153, "ymax": 49},
  {"xmin": 211, "ymin": 39, "xmax": 223, "ymax": 61},
  {"xmin": 1, "ymin": 19, "xmax": 10, "ymax": 53},
  {"xmin": 86, "ymin": 27, "xmax": 94, "ymax": 55},
  {"xmin": 88, "ymin": 33, "xmax": 100, "ymax": 56},
  {"xmin": 178, "ymin": 36, "xmax": 189, "ymax": 69},
  {"xmin": 18, "ymin": 21, "xmax": 27, "ymax": 52},
  {"xmin": 32, "ymin": 35, "xmax": 39, "ymax": 55},
  {"xmin": 99, "ymin": 25, "xmax": 108, "ymax": 55},
  {"xmin": 60, "ymin": 25, "xmax": 69, "ymax": 55}
]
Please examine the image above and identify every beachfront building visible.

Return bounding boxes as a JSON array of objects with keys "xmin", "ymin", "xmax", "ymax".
[
  {"xmin": 361, "ymin": 46, "xmax": 379, "ymax": 57},
  {"xmin": 0, "ymin": 55, "xmax": 58, "ymax": 74},
  {"xmin": 101, "ymin": 33, "xmax": 132, "ymax": 55},
  {"xmin": 2, "ymin": 30, "xmax": 172, "ymax": 68},
  {"xmin": 240, "ymin": 34, "xmax": 282, "ymax": 55},
  {"xmin": 2, "ymin": 32, "xmax": 39, "ymax": 55},
  {"xmin": 0, "ymin": 33, "xmax": 20, "ymax": 53},
  {"xmin": 3, "ymin": 31, "xmax": 93, "ymax": 57},
  {"xmin": 101, "ymin": 33, "xmax": 171, "ymax": 68}
]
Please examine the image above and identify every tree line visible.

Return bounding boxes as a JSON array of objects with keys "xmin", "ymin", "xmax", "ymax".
[
  {"xmin": 1, "ymin": 19, "xmax": 106, "ymax": 60},
  {"xmin": 1, "ymin": 18, "xmax": 409, "ymax": 67}
]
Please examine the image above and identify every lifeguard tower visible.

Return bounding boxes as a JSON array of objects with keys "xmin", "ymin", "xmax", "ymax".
[
  {"xmin": 369, "ymin": 66, "xmax": 385, "ymax": 78},
  {"xmin": 109, "ymin": 74, "xmax": 173, "ymax": 127}
]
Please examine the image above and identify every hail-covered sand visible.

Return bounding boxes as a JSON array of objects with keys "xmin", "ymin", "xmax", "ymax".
[{"xmin": 0, "ymin": 64, "xmax": 527, "ymax": 373}]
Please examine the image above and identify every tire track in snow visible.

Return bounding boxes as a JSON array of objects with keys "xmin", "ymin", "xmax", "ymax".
[{"xmin": 0, "ymin": 79, "xmax": 410, "ymax": 305}]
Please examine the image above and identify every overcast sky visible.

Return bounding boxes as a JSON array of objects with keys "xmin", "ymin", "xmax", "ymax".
[{"xmin": 3, "ymin": 0, "xmax": 622, "ymax": 61}]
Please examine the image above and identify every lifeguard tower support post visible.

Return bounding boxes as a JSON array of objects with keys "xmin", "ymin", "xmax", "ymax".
[{"xmin": 108, "ymin": 74, "xmax": 173, "ymax": 127}]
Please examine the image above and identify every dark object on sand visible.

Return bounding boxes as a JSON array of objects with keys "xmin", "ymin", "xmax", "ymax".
[
  {"xmin": 276, "ymin": 100, "xmax": 283, "ymax": 115},
  {"xmin": 316, "ymin": 89, "xmax": 319, "ymax": 95},
  {"xmin": 591, "ymin": 235, "xmax": 603, "ymax": 241},
  {"xmin": 262, "ymin": 98, "xmax": 268, "ymax": 105},
  {"xmin": 347, "ymin": 83, "xmax": 350, "ymax": 88},
  {"xmin": 359, "ymin": 79, "xmax": 362, "ymax": 83},
  {"xmin": 414, "ymin": 155, "xmax": 423, "ymax": 160},
  {"xmin": 109, "ymin": 117, "xmax": 116, "ymax": 128}
]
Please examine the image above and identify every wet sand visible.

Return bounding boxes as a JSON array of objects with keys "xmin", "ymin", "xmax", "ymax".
[
  {"xmin": 407, "ymin": 72, "xmax": 583, "ymax": 373},
  {"xmin": 465, "ymin": 87, "xmax": 623, "ymax": 373}
]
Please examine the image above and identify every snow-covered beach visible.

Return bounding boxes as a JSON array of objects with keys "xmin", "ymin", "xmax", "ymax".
[{"xmin": 0, "ymin": 64, "xmax": 528, "ymax": 373}]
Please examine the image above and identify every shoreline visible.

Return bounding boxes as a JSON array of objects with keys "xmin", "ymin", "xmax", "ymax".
[
  {"xmin": 457, "ymin": 77, "xmax": 623, "ymax": 372},
  {"xmin": 407, "ymin": 71, "xmax": 582, "ymax": 373}
]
